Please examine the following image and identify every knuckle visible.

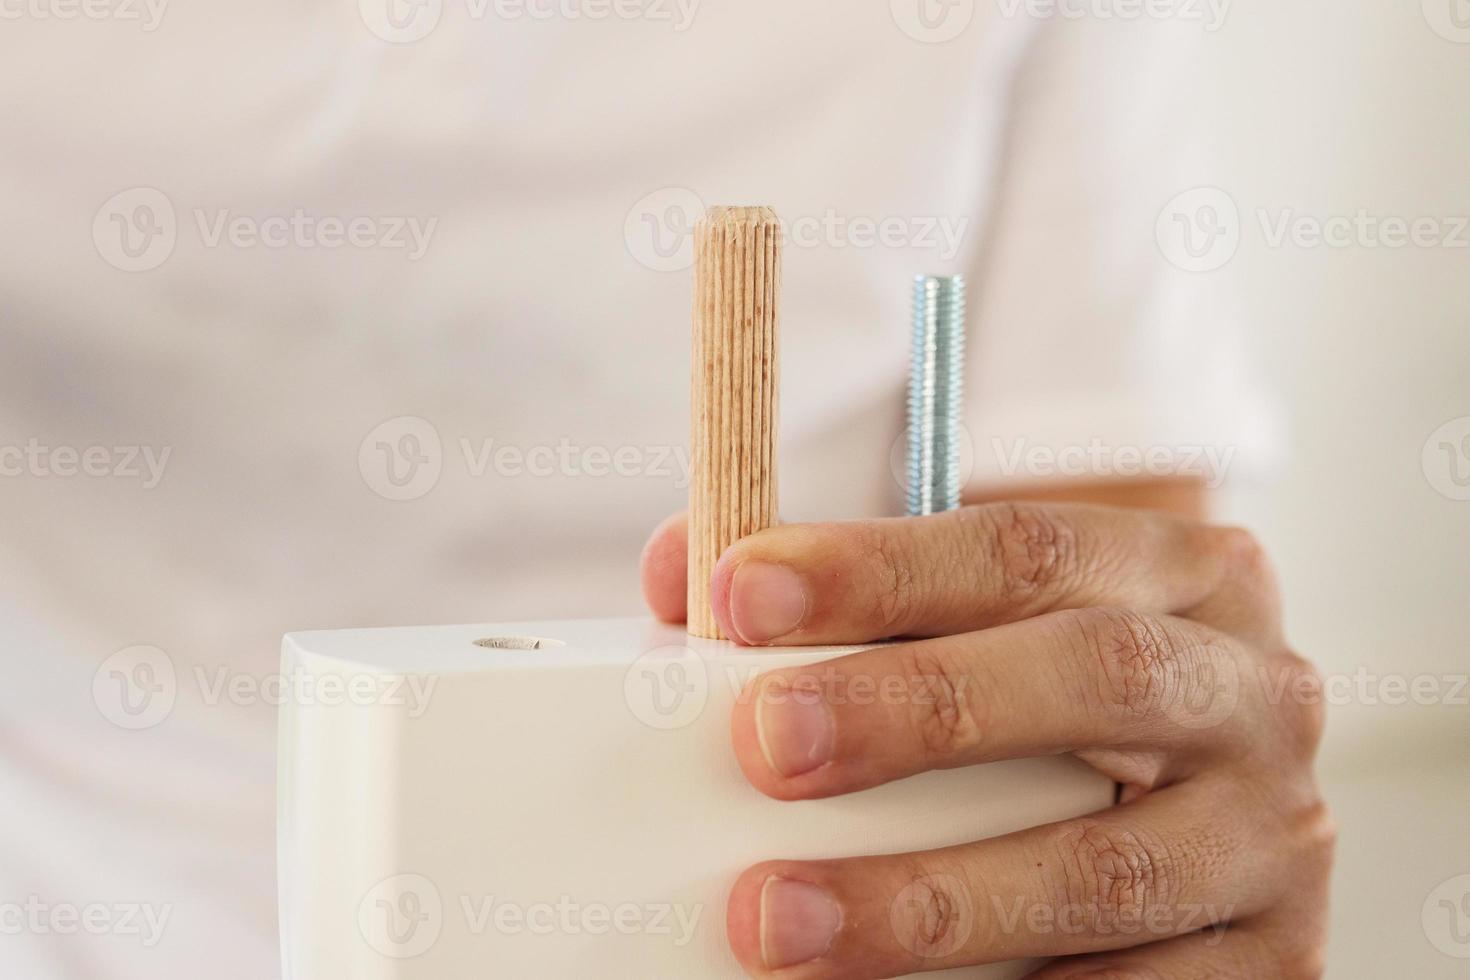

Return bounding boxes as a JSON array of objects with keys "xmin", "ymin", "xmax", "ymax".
[
  {"xmin": 1049, "ymin": 820, "xmax": 1178, "ymax": 927},
  {"xmin": 892, "ymin": 861, "xmax": 976, "ymax": 961},
  {"xmin": 1296, "ymin": 799, "xmax": 1339, "ymax": 874},
  {"xmin": 1210, "ymin": 525, "xmax": 1282, "ymax": 610},
  {"xmin": 982, "ymin": 502, "xmax": 1080, "ymax": 603},
  {"xmin": 1261, "ymin": 650, "xmax": 1328, "ymax": 756},
  {"xmin": 1277, "ymin": 944, "xmax": 1329, "ymax": 980},
  {"xmin": 1070, "ymin": 608, "xmax": 1180, "ymax": 717},
  {"xmin": 1212, "ymin": 525, "xmax": 1271, "ymax": 582},
  {"xmin": 1270, "ymin": 881, "xmax": 1333, "ymax": 979},
  {"xmin": 1285, "ymin": 654, "xmax": 1328, "ymax": 752},
  {"xmin": 855, "ymin": 522, "xmax": 917, "ymax": 634},
  {"xmin": 901, "ymin": 644, "xmax": 985, "ymax": 760},
  {"xmin": 1287, "ymin": 655, "xmax": 1334, "ymax": 758}
]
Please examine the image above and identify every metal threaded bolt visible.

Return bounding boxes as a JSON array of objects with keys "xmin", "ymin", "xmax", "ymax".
[{"xmin": 907, "ymin": 275, "xmax": 967, "ymax": 516}]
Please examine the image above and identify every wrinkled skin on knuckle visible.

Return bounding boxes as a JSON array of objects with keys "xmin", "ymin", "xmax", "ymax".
[
  {"xmin": 852, "ymin": 521, "xmax": 919, "ymax": 635},
  {"xmin": 901, "ymin": 643, "xmax": 986, "ymax": 763},
  {"xmin": 981, "ymin": 502, "xmax": 1082, "ymax": 606},
  {"xmin": 892, "ymin": 861, "xmax": 977, "ymax": 963},
  {"xmin": 1069, "ymin": 608, "xmax": 1254, "ymax": 740},
  {"xmin": 1070, "ymin": 608, "xmax": 1181, "ymax": 719},
  {"xmin": 1047, "ymin": 820, "xmax": 1178, "ymax": 933}
]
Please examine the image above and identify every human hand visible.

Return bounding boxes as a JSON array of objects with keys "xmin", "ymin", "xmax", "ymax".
[{"xmin": 641, "ymin": 502, "xmax": 1334, "ymax": 978}]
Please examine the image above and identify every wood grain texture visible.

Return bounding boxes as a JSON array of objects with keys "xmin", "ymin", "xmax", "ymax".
[{"xmin": 687, "ymin": 206, "xmax": 781, "ymax": 639}]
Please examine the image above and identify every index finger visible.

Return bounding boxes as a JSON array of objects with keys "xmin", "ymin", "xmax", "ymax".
[{"xmin": 708, "ymin": 502, "xmax": 1246, "ymax": 646}]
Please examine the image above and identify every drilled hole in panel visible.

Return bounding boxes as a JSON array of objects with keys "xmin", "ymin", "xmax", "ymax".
[{"xmin": 473, "ymin": 636, "xmax": 565, "ymax": 651}]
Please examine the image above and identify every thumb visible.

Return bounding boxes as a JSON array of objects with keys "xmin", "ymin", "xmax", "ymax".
[{"xmin": 639, "ymin": 511, "xmax": 688, "ymax": 623}]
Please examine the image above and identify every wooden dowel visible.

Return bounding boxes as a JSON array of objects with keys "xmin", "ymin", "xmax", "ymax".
[{"xmin": 688, "ymin": 206, "xmax": 781, "ymax": 639}]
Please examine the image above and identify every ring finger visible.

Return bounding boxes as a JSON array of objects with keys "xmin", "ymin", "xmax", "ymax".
[{"xmin": 727, "ymin": 776, "xmax": 1280, "ymax": 979}]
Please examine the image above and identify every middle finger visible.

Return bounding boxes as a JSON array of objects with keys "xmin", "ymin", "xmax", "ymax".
[{"xmin": 733, "ymin": 607, "xmax": 1253, "ymax": 801}]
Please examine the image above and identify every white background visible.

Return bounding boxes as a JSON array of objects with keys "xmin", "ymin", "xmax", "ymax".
[{"xmin": 1200, "ymin": 5, "xmax": 1469, "ymax": 974}]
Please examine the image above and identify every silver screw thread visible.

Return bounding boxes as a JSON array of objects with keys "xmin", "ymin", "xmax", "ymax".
[{"xmin": 907, "ymin": 275, "xmax": 967, "ymax": 516}]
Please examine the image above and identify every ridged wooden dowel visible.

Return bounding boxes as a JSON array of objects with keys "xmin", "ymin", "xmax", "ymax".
[{"xmin": 688, "ymin": 206, "xmax": 781, "ymax": 639}]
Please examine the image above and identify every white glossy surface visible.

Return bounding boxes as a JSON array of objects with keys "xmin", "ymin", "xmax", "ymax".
[{"xmin": 278, "ymin": 618, "xmax": 1114, "ymax": 979}]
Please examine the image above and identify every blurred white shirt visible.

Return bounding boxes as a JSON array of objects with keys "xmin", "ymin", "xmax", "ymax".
[{"xmin": 0, "ymin": 3, "xmax": 1265, "ymax": 977}]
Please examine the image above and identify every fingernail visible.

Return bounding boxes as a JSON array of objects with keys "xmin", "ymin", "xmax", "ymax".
[
  {"xmin": 728, "ymin": 562, "xmax": 808, "ymax": 643},
  {"xmin": 756, "ymin": 681, "xmax": 835, "ymax": 778},
  {"xmin": 760, "ymin": 877, "xmax": 841, "ymax": 969}
]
